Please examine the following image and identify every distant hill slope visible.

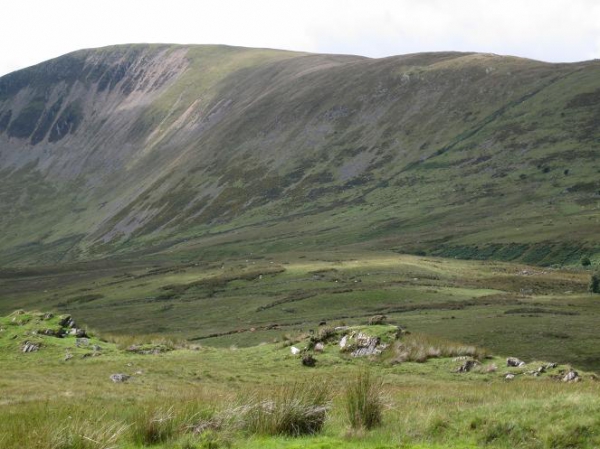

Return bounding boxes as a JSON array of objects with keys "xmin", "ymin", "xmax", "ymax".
[{"xmin": 1, "ymin": 44, "xmax": 599, "ymax": 266}]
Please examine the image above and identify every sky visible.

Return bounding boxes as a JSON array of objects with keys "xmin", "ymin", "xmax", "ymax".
[{"xmin": 2, "ymin": 0, "xmax": 600, "ymax": 76}]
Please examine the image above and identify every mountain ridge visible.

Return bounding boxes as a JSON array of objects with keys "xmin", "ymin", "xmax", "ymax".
[{"xmin": 1, "ymin": 44, "xmax": 599, "ymax": 266}]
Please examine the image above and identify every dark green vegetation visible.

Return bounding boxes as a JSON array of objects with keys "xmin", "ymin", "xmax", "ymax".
[
  {"xmin": 2, "ymin": 310, "xmax": 600, "ymax": 449},
  {"xmin": 2, "ymin": 252, "xmax": 599, "ymax": 371},
  {"xmin": 0, "ymin": 45, "xmax": 599, "ymax": 267}
]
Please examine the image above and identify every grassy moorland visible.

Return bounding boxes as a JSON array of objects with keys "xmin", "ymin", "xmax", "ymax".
[
  {"xmin": 1, "ymin": 250, "xmax": 598, "ymax": 372},
  {"xmin": 1, "ymin": 309, "xmax": 600, "ymax": 449}
]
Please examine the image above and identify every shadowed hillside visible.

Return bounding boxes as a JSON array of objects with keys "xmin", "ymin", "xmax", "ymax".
[{"xmin": 1, "ymin": 44, "xmax": 600, "ymax": 266}]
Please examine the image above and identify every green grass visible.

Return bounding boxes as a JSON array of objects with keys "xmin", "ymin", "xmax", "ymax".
[
  {"xmin": 2, "ymin": 251, "xmax": 598, "ymax": 370},
  {"xmin": 1, "ymin": 309, "xmax": 600, "ymax": 448}
]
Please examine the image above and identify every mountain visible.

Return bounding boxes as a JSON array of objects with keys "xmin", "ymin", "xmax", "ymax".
[{"xmin": 1, "ymin": 44, "xmax": 599, "ymax": 266}]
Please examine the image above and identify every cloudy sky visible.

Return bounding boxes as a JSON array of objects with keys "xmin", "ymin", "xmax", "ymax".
[{"xmin": 2, "ymin": 0, "xmax": 600, "ymax": 76}]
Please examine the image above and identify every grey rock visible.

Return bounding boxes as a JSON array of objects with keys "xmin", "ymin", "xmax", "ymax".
[
  {"xmin": 457, "ymin": 360, "xmax": 479, "ymax": 373},
  {"xmin": 22, "ymin": 341, "xmax": 40, "ymax": 353},
  {"xmin": 110, "ymin": 373, "xmax": 131, "ymax": 383},
  {"xmin": 76, "ymin": 338, "xmax": 90, "ymax": 347},
  {"xmin": 69, "ymin": 328, "xmax": 87, "ymax": 338},
  {"xmin": 505, "ymin": 373, "xmax": 515, "ymax": 380},
  {"xmin": 506, "ymin": 357, "xmax": 526, "ymax": 367},
  {"xmin": 562, "ymin": 370, "xmax": 580, "ymax": 382}
]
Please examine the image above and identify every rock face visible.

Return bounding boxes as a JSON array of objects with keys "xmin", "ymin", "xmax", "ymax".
[{"xmin": 340, "ymin": 332, "xmax": 388, "ymax": 357}]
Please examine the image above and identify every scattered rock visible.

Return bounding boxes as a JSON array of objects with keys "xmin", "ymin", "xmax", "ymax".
[
  {"xmin": 562, "ymin": 370, "xmax": 580, "ymax": 383},
  {"xmin": 505, "ymin": 373, "xmax": 515, "ymax": 380},
  {"xmin": 64, "ymin": 353, "xmax": 73, "ymax": 361},
  {"xmin": 59, "ymin": 315, "xmax": 76, "ymax": 328},
  {"xmin": 339, "ymin": 335, "xmax": 349, "ymax": 349},
  {"xmin": 37, "ymin": 328, "xmax": 61, "ymax": 337},
  {"xmin": 368, "ymin": 315, "xmax": 387, "ymax": 325},
  {"xmin": 314, "ymin": 342, "xmax": 325, "ymax": 353},
  {"xmin": 506, "ymin": 357, "xmax": 526, "ymax": 367},
  {"xmin": 334, "ymin": 326, "xmax": 349, "ymax": 332},
  {"xmin": 301, "ymin": 354, "xmax": 316, "ymax": 367},
  {"xmin": 91, "ymin": 344, "xmax": 102, "ymax": 352},
  {"xmin": 110, "ymin": 373, "xmax": 130, "ymax": 383},
  {"xmin": 350, "ymin": 333, "xmax": 387, "ymax": 357},
  {"xmin": 42, "ymin": 313, "xmax": 54, "ymax": 320},
  {"xmin": 290, "ymin": 346, "xmax": 301, "ymax": 355},
  {"xmin": 69, "ymin": 328, "xmax": 87, "ymax": 338},
  {"xmin": 457, "ymin": 360, "xmax": 479, "ymax": 373},
  {"xmin": 545, "ymin": 362, "xmax": 558, "ymax": 369},
  {"xmin": 76, "ymin": 338, "xmax": 90, "ymax": 347},
  {"xmin": 22, "ymin": 341, "xmax": 40, "ymax": 353}
]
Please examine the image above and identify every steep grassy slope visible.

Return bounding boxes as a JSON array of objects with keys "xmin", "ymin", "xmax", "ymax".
[{"xmin": 1, "ymin": 45, "xmax": 599, "ymax": 266}]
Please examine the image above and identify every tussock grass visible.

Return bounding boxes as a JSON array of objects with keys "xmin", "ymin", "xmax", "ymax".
[
  {"xmin": 232, "ymin": 382, "xmax": 331, "ymax": 436},
  {"xmin": 344, "ymin": 370, "xmax": 383, "ymax": 430},
  {"xmin": 390, "ymin": 333, "xmax": 487, "ymax": 364}
]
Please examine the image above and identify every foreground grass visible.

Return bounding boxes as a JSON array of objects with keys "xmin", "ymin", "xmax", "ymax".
[{"xmin": 1, "ymin": 312, "xmax": 599, "ymax": 448}]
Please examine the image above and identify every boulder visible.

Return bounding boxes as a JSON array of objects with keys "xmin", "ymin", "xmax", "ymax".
[
  {"xmin": 351, "ymin": 333, "xmax": 385, "ymax": 357},
  {"xmin": 457, "ymin": 360, "xmax": 479, "ymax": 373},
  {"xmin": 562, "ymin": 370, "xmax": 580, "ymax": 383},
  {"xmin": 301, "ymin": 354, "xmax": 316, "ymax": 367},
  {"xmin": 290, "ymin": 346, "xmax": 301, "ymax": 355},
  {"xmin": 505, "ymin": 373, "xmax": 515, "ymax": 380},
  {"xmin": 22, "ymin": 341, "xmax": 40, "ymax": 353},
  {"xmin": 314, "ymin": 342, "xmax": 325, "ymax": 353},
  {"xmin": 69, "ymin": 328, "xmax": 87, "ymax": 338},
  {"xmin": 76, "ymin": 338, "xmax": 90, "ymax": 347},
  {"xmin": 110, "ymin": 373, "xmax": 130, "ymax": 383},
  {"xmin": 58, "ymin": 315, "xmax": 73, "ymax": 327},
  {"xmin": 339, "ymin": 335, "xmax": 349, "ymax": 349},
  {"xmin": 368, "ymin": 315, "xmax": 387, "ymax": 325},
  {"xmin": 506, "ymin": 357, "xmax": 526, "ymax": 367}
]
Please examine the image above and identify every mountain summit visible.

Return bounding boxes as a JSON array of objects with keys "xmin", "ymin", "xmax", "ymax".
[{"xmin": 1, "ymin": 44, "xmax": 599, "ymax": 265}]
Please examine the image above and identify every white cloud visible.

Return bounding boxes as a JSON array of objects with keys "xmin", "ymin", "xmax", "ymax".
[{"xmin": 1, "ymin": 0, "xmax": 599, "ymax": 76}]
